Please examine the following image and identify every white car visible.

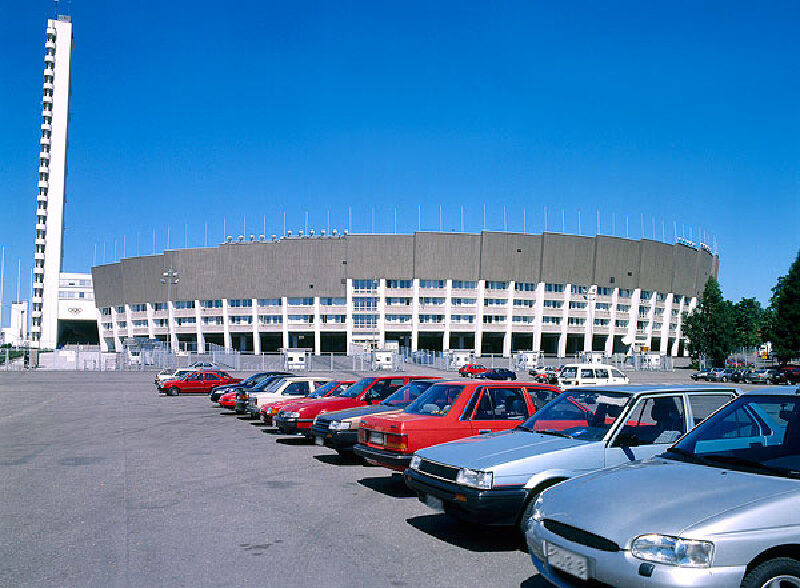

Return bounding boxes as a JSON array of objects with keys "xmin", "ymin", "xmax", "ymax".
[
  {"xmin": 557, "ymin": 363, "xmax": 629, "ymax": 389},
  {"xmin": 244, "ymin": 377, "xmax": 330, "ymax": 418},
  {"xmin": 154, "ymin": 367, "xmax": 195, "ymax": 389}
]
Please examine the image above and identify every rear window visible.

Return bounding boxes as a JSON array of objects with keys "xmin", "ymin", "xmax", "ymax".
[{"xmin": 405, "ymin": 384, "xmax": 465, "ymax": 417}]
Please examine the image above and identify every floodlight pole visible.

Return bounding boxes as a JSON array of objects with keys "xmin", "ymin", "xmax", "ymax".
[{"xmin": 160, "ymin": 268, "xmax": 179, "ymax": 351}]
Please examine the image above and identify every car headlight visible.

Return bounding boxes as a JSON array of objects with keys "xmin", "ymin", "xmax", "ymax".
[
  {"xmin": 631, "ymin": 535, "xmax": 714, "ymax": 568},
  {"xmin": 282, "ymin": 411, "xmax": 300, "ymax": 419},
  {"xmin": 530, "ymin": 494, "xmax": 545, "ymax": 522},
  {"xmin": 328, "ymin": 421, "xmax": 352, "ymax": 431},
  {"xmin": 456, "ymin": 468, "xmax": 493, "ymax": 490},
  {"xmin": 409, "ymin": 455, "xmax": 421, "ymax": 470}
]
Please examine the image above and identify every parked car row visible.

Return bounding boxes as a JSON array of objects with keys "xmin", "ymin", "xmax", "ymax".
[
  {"xmin": 692, "ymin": 365, "xmax": 800, "ymax": 385},
  {"xmin": 168, "ymin": 370, "xmax": 799, "ymax": 587}
]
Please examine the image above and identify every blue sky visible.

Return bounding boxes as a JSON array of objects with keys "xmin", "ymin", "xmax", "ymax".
[{"xmin": 1, "ymin": 1, "xmax": 798, "ymax": 325}]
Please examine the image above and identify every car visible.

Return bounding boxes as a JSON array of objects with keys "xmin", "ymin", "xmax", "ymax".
[
  {"xmin": 239, "ymin": 377, "xmax": 329, "ymax": 417},
  {"xmin": 405, "ymin": 385, "xmax": 737, "ymax": 531},
  {"xmin": 260, "ymin": 380, "xmax": 355, "ymax": 426},
  {"xmin": 748, "ymin": 368, "xmax": 780, "ymax": 384},
  {"xmin": 310, "ymin": 379, "xmax": 440, "ymax": 454},
  {"xmin": 208, "ymin": 371, "xmax": 293, "ymax": 403},
  {"xmin": 524, "ymin": 387, "xmax": 800, "ymax": 588},
  {"xmin": 529, "ymin": 367, "xmax": 559, "ymax": 385},
  {"xmin": 270, "ymin": 376, "xmax": 431, "ymax": 439},
  {"xmin": 189, "ymin": 361, "xmax": 222, "ymax": 369},
  {"xmin": 459, "ymin": 364, "xmax": 489, "ymax": 378},
  {"xmin": 161, "ymin": 370, "xmax": 240, "ymax": 396},
  {"xmin": 690, "ymin": 368, "xmax": 710, "ymax": 381},
  {"xmin": 353, "ymin": 381, "xmax": 561, "ymax": 472},
  {"xmin": 154, "ymin": 367, "xmax": 195, "ymax": 390},
  {"xmin": 731, "ymin": 368, "xmax": 752, "ymax": 383},
  {"xmin": 775, "ymin": 366, "xmax": 800, "ymax": 385},
  {"xmin": 557, "ymin": 364, "xmax": 628, "ymax": 389},
  {"xmin": 474, "ymin": 368, "xmax": 516, "ymax": 380},
  {"xmin": 707, "ymin": 367, "xmax": 737, "ymax": 382},
  {"xmin": 218, "ymin": 389, "xmax": 237, "ymax": 410}
]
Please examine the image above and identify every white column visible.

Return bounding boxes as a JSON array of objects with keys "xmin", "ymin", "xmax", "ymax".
[
  {"xmin": 660, "ymin": 294, "xmax": 673, "ymax": 354},
  {"xmin": 583, "ymin": 288, "xmax": 595, "ymax": 353},
  {"xmin": 281, "ymin": 296, "xmax": 289, "ymax": 350},
  {"xmin": 146, "ymin": 303, "xmax": 155, "ymax": 340},
  {"xmin": 644, "ymin": 292, "xmax": 656, "ymax": 351},
  {"xmin": 606, "ymin": 288, "xmax": 619, "ymax": 357},
  {"xmin": 96, "ymin": 308, "xmax": 108, "ymax": 352},
  {"xmin": 626, "ymin": 289, "xmax": 641, "ymax": 355},
  {"xmin": 443, "ymin": 279, "xmax": 452, "ymax": 352},
  {"xmin": 194, "ymin": 300, "xmax": 204, "ymax": 353},
  {"xmin": 679, "ymin": 297, "xmax": 697, "ymax": 357},
  {"xmin": 252, "ymin": 298, "xmax": 260, "ymax": 355},
  {"xmin": 168, "ymin": 300, "xmax": 179, "ymax": 350},
  {"xmin": 411, "ymin": 279, "xmax": 420, "ymax": 352},
  {"xmin": 532, "ymin": 282, "xmax": 544, "ymax": 353},
  {"xmin": 222, "ymin": 299, "xmax": 231, "ymax": 350},
  {"xmin": 345, "ymin": 280, "xmax": 353, "ymax": 352},
  {"xmin": 377, "ymin": 280, "xmax": 386, "ymax": 350},
  {"xmin": 504, "ymin": 281, "xmax": 514, "ymax": 357},
  {"xmin": 125, "ymin": 304, "xmax": 134, "ymax": 343},
  {"xmin": 558, "ymin": 285, "xmax": 571, "ymax": 358},
  {"xmin": 313, "ymin": 296, "xmax": 321, "ymax": 355},
  {"xmin": 110, "ymin": 306, "xmax": 122, "ymax": 351}
]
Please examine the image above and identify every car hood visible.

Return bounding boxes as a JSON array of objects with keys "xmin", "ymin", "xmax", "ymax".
[
  {"xmin": 538, "ymin": 458, "xmax": 800, "ymax": 546},
  {"xmin": 318, "ymin": 404, "xmax": 403, "ymax": 423},
  {"xmin": 416, "ymin": 429, "xmax": 597, "ymax": 472}
]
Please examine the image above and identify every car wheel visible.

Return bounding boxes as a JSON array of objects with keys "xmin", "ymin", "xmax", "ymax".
[
  {"xmin": 168, "ymin": 387, "xmax": 179, "ymax": 397},
  {"xmin": 740, "ymin": 557, "xmax": 800, "ymax": 588},
  {"xmin": 519, "ymin": 493, "xmax": 541, "ymax": 536}
]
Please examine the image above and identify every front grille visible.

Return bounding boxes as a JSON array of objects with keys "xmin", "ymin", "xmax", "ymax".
[
  {"xmin": 543, "ymin": 519, "xmax": 620, "ymax": 553},
  {"xmin": 418, "ymin": 458, "xmax": 459, "ymax": 482},
  {"xmin": 314, "ymin": 420, "xmax": 331, "ymax": 433}
]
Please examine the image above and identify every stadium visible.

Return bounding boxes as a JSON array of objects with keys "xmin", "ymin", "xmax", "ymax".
[{"xmin": 91, "ymin": 230, "xmax": 718, "ymax": 358}]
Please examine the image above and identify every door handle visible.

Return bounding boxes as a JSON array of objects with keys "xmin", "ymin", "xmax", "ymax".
[{"xmin": 478, "ymin": 429, "xmax": 491, "ymax": 434}]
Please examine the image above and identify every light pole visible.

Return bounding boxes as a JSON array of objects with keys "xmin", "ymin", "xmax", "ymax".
[{"xmin": 160, "ymin": 268, "xmax": 179, "ymax": 351}]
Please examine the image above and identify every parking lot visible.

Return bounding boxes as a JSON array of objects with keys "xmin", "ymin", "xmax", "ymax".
[{"xmin": 0, "ymin": 369, "xmax": 761, "ymax": 588}]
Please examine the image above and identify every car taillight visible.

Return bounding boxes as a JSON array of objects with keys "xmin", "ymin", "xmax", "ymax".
[{"xmin": 384, "ymin": 433, "xmax": 408, "ymax": 451}]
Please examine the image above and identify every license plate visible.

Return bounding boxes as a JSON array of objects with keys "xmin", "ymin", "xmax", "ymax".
[
  {"xmin": 369, "ymin": 431, "xmax": 384, "ymax": 445},
  {"xmin": 546, "ymin": 543, "xmax": 589, "ymax": 581},
  {"xmin": 420, "ymin": 493, "xmax": 443, "ymax": 511},
  {"xmin": 315, "ymin": 436, "xmax": 324, "ymax": 446}
]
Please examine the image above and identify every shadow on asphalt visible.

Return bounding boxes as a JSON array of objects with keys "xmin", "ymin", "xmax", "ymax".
[
  {"xmin": 275, "ymin": 437, "xmax": 313, "ymax": 446},
  {"xmin": 520, "ymin": 575, "xmax": 549, "ymax": 587},
  {"xmin": 314, "ymin": 453, "xmax": 364, "ymax": 467},
  {"xmin": 406, "ymin": 514, "xmax": 524, "ymax": 553},
  {"xmin": 236, "ymin": 416, "xmax": 257, "ymax": 422},
  {"xmin": 218, "ymin": 410, "xmax": 238, "ymax": 416},
  {"xmin": 358, "ymin": 474, "xmax": 416, "ymax": 498}
]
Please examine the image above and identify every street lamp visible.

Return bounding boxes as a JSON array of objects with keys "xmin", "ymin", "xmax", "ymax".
[{"xmin": 160, "ymin": 268, "xmax": 179, "ymax": 351}]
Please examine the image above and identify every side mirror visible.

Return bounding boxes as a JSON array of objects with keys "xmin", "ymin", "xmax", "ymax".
[{"xmin": 614, "ymin": 433, "xmax": 640, "ymax": 448}]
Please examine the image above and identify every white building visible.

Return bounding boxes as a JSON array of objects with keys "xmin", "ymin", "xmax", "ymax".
[{"xmin": 30, "ymin": 15, "xmax": 95, "ymax": 349}]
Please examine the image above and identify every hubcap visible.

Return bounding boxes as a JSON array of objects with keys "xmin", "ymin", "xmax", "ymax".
[{"xmin": 762, "ymin": 575, "xmax": 800, "ymax": 588}]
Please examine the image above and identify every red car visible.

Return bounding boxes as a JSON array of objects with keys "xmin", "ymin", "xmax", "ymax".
[
  {"xmin": 161, "ymin": 370, "xmax": 241, "ymax": 396},
  {"xmin": 218, "ymin": 390, "xmax": 239, "ymax": 409},
  {"xmin": 261, "ymin": 380, "xmax": 355, "ymax": 426},
  {"xmin": 458, "ymin": 364, "xmax": 489, "ymax": 378},
  {"xmin": 272, "ymin": 375, "xmax": 431, "ymax": 437},
  {"xmin": 353, "ymin": 381, "xmax": 560, "ymax": 471}
]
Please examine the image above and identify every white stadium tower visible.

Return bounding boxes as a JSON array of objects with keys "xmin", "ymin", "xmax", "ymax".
[{"xmin": 30, "ymin": 14, "xmax": 95, "ymax": 349}]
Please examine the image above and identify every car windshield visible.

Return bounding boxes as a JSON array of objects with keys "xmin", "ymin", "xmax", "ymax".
[
  {"xmin": 339, "ymin": 378, "xmax": 376, "ymax": 398},
  {"xmin": 381, "ymin": 381, "xmax": 434, "ymax": 408},
  {"xmin": 308, "ymin": 381, "xmax": 340, "ymax": 399},
  {"xmin": 404, "ymin": 384, "xmax": 465, "ymax": 417},
  {"xmin": 518, "ymin": 389, "xmax": 632, "ymax": 440},
  {"xmin": 667, "ymin": 395, "xmax": 800, "ymax": 478},
  {"xmin": 240, "ymin": 373, "xmax": 264, "ymax": 386},
  {"xmin": 254, "ymin": 377, "xmax": 284, "ymax": 392}
]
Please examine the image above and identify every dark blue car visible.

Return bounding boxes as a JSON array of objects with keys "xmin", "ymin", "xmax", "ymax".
[{"xmin": 474, "ymin": 368, "xmax": 516, "ymax": 380}]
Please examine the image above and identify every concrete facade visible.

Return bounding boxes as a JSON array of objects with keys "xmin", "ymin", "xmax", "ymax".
[{"xmin": 92, "ymin": 231, "xmax": 718, "ymax": 357}]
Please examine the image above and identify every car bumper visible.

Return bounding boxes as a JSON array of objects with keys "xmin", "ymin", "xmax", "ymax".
[
  {"xmin": 275, "ymin": 417, "xmax": 299, "ymax": 434},
  {"xmin": 404, "ymin": 469, "xmax": 527, "ymax": 525},
  {"xmin": 310, "ymin": 425, "xmax": 358, "ymax": 450},
  {"xmin": 352, "ymin": 444, "xmax": 412, "ymax": 471},
  {"xmin": 525, "ymin": 519, "xmax": 746, "ymax": 588}
]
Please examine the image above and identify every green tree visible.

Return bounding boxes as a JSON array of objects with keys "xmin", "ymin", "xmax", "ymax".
[
  {"xmin": 768, "ymin": 250, "xmax": 800, "ymax": 364},
  {"xmin": 683, "ymin": 276, "xmax": 737, "ymax": 366},
  {"xmin": 733, "ymin": 297, "xmax": 765, "ymax": 349}
]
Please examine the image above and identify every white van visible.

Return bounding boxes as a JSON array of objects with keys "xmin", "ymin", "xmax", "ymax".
[{"xmin": 557, "ymin": 363, "xmax": 629, "ymax": 389}]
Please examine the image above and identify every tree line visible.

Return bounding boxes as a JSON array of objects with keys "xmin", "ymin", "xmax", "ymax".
[{"xmin": 683, "ymin": 249, "xmax": 800, "ymax": 366}]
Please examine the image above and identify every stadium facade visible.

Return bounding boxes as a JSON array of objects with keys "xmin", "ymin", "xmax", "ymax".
[{"xmin": 91, "ymin": 231, "xmax": 718, "ymax": 357}]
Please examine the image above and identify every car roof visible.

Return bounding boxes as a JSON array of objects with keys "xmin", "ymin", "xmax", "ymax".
[
  {"xmin": 741, "ymin": 386, "xmax": 800, "ymax": 397},
  {"xmin": 568, "ymin": 384, "xmax": 740, "ymax": 395}
]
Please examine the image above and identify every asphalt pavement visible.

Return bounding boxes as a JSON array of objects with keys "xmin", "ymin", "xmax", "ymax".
[{"xmin": 0, "ymin": 371, "xmax": 552, "ymax": 588}]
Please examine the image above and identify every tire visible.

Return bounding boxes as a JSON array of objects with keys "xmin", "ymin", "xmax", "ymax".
[
  {"xmin": 168, "ymin": 386, "xmax": 179, "ymax": 397},
  {"xmin": 740, "ymin": 557, "xmax": 800, "ymax": 588},
  {"xmin": 519, "ymin": 492, "xmax": 539, "ymax": 535}
]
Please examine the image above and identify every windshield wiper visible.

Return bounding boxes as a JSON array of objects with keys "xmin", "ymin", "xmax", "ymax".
[
  {"xmin": 534, "ymin": 429, "xmax": 573, "ymax": 439},
  {"xmin": 701, "ymin": 455, "xmax": 800, "ymax": 478}
]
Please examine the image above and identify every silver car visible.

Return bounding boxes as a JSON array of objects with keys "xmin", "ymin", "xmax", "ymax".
[
  {"xmin": 405, "ymin": 385, "xmax": 737, "ymax": 531},
  {"xmin": 525, "ymin": 386, "xmax": 800, "ymax": 588}
]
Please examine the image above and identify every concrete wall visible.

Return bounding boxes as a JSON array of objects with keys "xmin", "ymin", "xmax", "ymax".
[{"xmin": 93, "ymin": 232, "xmax": 719, "ymax": 307}]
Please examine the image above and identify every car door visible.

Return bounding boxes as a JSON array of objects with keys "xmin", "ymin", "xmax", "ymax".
[
  {"xmin": 203, "ymin": 372, "xmax": 223, "ymax": 392},
  {"xmin": 469, "ymin": 386, "xmax": 530, "ymax": 436},
  {"xmin": 594, "ymin": 367, "xmax": 610, "ymax": 386},
  {"xmin": 605, "ymin": 394, "xmax": 688, "ymax": 466},
  {"xmin": 181, "ymin": 372, "xmax": 204, "ymax": 392},
  {"xmin": 687, "ymin": 392, "xmax": 736, "ymax": 428},
  {"xmin": 282, "ymin": 381, "xmax": 310, "ymax": 397},
  {"xmin": 579, "ymin": 367, "xmax": 595, "ymax": 387}
]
